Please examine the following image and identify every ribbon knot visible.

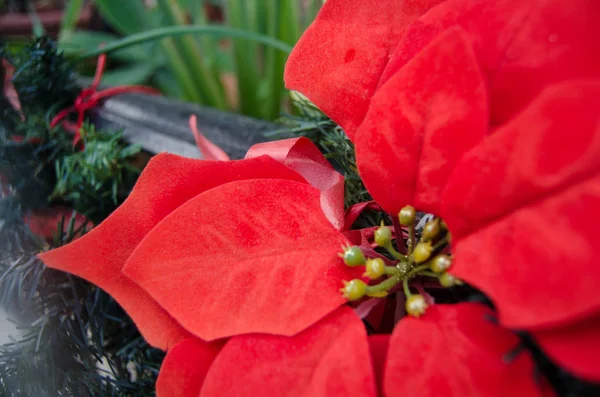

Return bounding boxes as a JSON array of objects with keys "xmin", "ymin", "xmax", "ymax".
[{"xmin": 50, "ymin": 53, "xmax": 159, "ymax": 146}]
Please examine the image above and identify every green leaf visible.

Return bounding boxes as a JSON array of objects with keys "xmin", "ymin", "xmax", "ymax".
[
  {"xmin": 100, "ymin": 63, "xmax": 156, "ymax": 86},
  {"xmin": 226, "ymin": 0, "xmax": 261, "ymax": 117},
  {"xmin": 94, "ymin": 0, "xmax": 155, "ymax": 35},
  {"xmin": 59, "ymin": 31, "xmax": 149, "ymax": 63},
  {"xmin": 263, "ymin": 0, "xmax": 300, "ymax": 120},
  {"xmin": 80, "ymin": 26, "xmax": 293, "ymax": 59},
  {"xmin": 94, "ymin": 0, "xmax": 204, "ymax": 104},
  {"xmin": 156, "ymin": 0, "xmax": 226, "ymax": 109},
  {"xmin": 120, "ymin": 144, "xmax": 142, "ymax": 159},
  {"xmin": 152, "ymin": 69, "xmax": 184, "ymax": 98}
]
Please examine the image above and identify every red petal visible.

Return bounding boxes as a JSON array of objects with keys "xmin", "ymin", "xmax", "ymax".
[
  {"xmin": 379, "ymin": 0, "xmax": 600, "ymax": 127},
  {"xmin": 38, "ymin": 154, "xmax": 306, "ymax": 349},
  {"xmin": 342, "ymin": 229, "xmax": 370, "ymax": 248},
  {"xmin": 443, "ymin": 81, "xmax": 600, "ymax": 329},
  {"xmin": 284, "ymin": 0, "xmax": 445, "ymax": 140},
  {"xmin": 532, "ymin": 313, "xmax": 600, "ymax": 382},
  {"xmin": 344, "ymin": 201, "xmax": 382, "ymax": 229},
  {"xmin": 199, "ymin": 307, "xmax": 376, "ymax": 397},
  {"xmin": 189, "ymin": 115, "xmax": 231, "ymax": 161},
  {"xmin": 385, "ymin": 303, "xmax": 555, "ymax": 397},
  {"xmin": 156, "ymin": 338, "xmax": 223, "ymax": 397},
  {"xmin": 355, "ymin": 27, "xmax": 487, "ymax": 216},
  {"xmin": 369, "ymin": 334, "xmax": 390, "ymax": 396},
  {"xmin": 246, "ymin": 137, "xmax": 345, "ymax": 229},
  {"xmin": 124, "ymin": 179, "xmax": 358, "ymax": 341}
]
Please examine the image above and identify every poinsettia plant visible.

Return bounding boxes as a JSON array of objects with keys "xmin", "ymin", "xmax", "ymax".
[{"xmin": 39, "ymin": 0, "xmax": 600, "ymax": 396}]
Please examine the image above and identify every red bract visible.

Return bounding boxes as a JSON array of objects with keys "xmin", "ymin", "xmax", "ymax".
[
  {"xmin": 156, "ymin": 338, "xmax": 223, "ymax": 397},
  {"xmin": 199, "ymin": 307, "xmax": 376, "ymax": 397},
  {"xmin": 123, "ymin": 178, "xmax": 351, "ymax": 341},
  {"xmin": 284, "ymin": 0, "xmax": 446, "ymax": 139},
  {"xmin": 189, "ymin": 115, "xmax": 231, "ymax": 161},
  {"xmin": 443, "ymin": 81, "xmax": 600, "ymax": 379},
  {"xmin": 286, "ymin": 0, "xmax": 600, "ymax": 385},
  {"xmin": 245, "ymin": 137, "xmax": 345, "ymax": 230},
  {"xmin": 355, "ymin": 27, "xmax": 487, "ymax": 215},
  {"xmin": 384, "ymin": 304, "xmax": 551, "ymax": 397},
  {"xmin": 287, "ymin": 0, "xmax": 600, "ymax": 139},
  {"xmin": 38, "ymin": 138, "xmax": 358, "ymax": 350},
  {"xmin": 156, "ymin": 304, "xmax": 552, "ymax": 397}
]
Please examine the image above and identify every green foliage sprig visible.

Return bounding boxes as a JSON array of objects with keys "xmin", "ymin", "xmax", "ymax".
[
  {"xmin": 51, "ymin": 123, "xmax": 142, "ymax": 223},
  {"xmin": 0, "ymin": 215, "xmax": 164, "ymax": 397},
  {"xmin": 1, "ymin": 37, "xmax": 79, "ymax": 141},
  {"xmin": 1, "ymin": 37, "xmax": 142, "ymax": 221},
  {"xmin": 0, "ymin": 37, "xmax": 153, "ymax": 396}
]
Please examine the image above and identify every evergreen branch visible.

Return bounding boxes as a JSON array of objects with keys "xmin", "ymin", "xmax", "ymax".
[
  {"xmin": 0, "ymin": 36, "xmax": 156, "ymax": 396},
  {"xmin": 50, "ymin": 123, "xmax": 142, "ymax": 223}
]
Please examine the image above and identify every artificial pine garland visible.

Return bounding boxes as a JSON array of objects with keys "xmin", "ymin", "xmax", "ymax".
[{"xmin": 0, "ymin": 37, "xmax": 158, "ymax": 396}]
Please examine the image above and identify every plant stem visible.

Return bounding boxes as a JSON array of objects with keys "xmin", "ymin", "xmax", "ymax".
[
  {"xmin": 384, "ymin": 266, "xmax": 401, "ymax": 276},
  {"xmin": 160, "ymin": 42, "xmax": 204, "ymax": 103},
  {"xmin": 403, "ymin": 277, "xmax": 411, "ymax": 297},
  {"xmin": 406, "ymin": 264, "xmax": 432, "ymax": 278},
  {"xmin": 408, "ymin": 223, "xmax": 416, "ymax": 254},
  {"xmin": 79, "ymin": 26, "xmax": 293, "ymax": 59},
  {"xmin": 384, "ymin": 241, "xmax": 408, "ymax": 261},
  {"xmin": 367, "ymin": 274, "xmax": 402, "ymax": 294}
]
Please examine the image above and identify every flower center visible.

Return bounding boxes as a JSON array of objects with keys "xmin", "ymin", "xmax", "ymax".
[{"xmin": 339, "ymin": 205, "xmax": 461, "ymax": 317}]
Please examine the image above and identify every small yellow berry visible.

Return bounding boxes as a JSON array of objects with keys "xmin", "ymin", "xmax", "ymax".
[
  {"xmin": 431, "ymin": 255, "xmax": 452, "ymax": 274},
  {"xmin": 340, "ymin": 279, "xmax": 367, "ymax": 301},
  {"xmin": 363, "ymin": 258, "xmax": 386, "ymax": 279},
  {"xmin": 341, "ymin": 245, "xmax": 366, "ymax": 267},
  {"xmin": 439, "ymin": 272, "xmax": 461, "ymax": 288},
  {"xmin": 405, "ymin": 294, "xmax": 428, "ymax": 317},
  {"xmin": 421, "ymin": 219, "xmax": 440, "ymax": 241},
  {"xmin": 413, "ymin": 241, "xmax": 433, "ymax": 263},
  {"xmin": 398, "ymin": 205, "xmax": 416, "ymax": 226},
  {"xmin": 374, "ymin": 224, "xmax": 392, "ymax": 247}
]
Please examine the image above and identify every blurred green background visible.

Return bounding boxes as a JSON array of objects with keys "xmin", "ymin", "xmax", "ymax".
[{"xmin": 1, "ymin": 0, "xmax": 324, "ymax": 120}]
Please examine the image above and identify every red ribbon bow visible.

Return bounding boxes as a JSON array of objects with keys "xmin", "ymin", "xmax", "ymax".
[{"xmin": 50, "ymin": 53, "xmax": 160, "ymax": 146}]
